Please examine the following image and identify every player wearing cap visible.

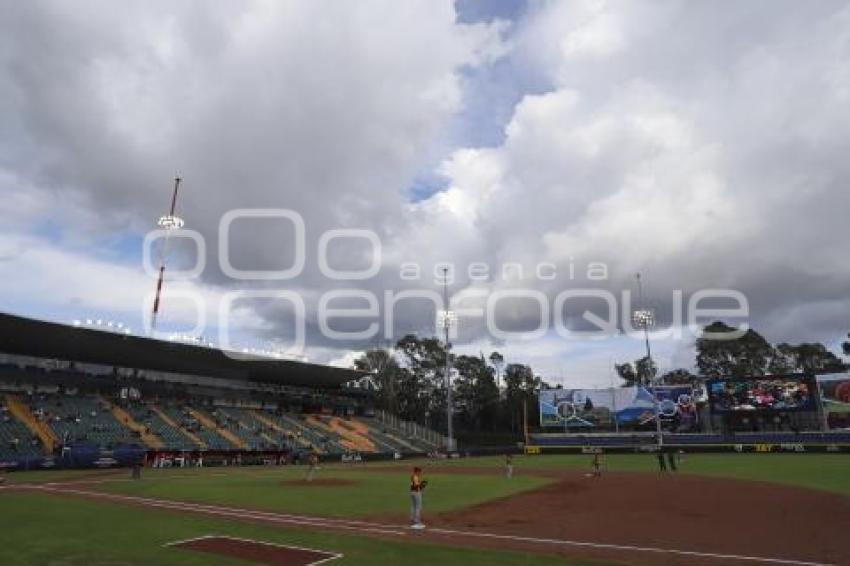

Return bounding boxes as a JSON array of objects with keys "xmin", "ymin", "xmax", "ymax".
[{"xmin": 410, "ymin": 466, "xmax": 428, "ymax": 529}]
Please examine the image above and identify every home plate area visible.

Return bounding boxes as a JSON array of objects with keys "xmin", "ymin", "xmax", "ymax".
[{"xmin": 165, "ymin": 535, "xmax": 342, "ymax": 565}]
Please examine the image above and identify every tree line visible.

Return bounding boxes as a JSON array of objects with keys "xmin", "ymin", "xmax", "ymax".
[
  {"xmin": 615, "ymin": 321, "xmax": 849, "ymax": 386},
  {"xmin": 354, "ymin": 334, "xmax": 544, "ymax": 436},
  {"xmin": 353, "ymin": 323, "xmax": 849, "ymax": 436}
]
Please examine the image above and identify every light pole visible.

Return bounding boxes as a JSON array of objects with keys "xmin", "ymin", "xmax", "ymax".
[
  {"xmin": 150, "ymin": 177, "xmax": 184, "ymax": 336},
  {"xmin": 632, "ymin": 272, "xmax": 662, "ymax": 450},
  {"xmin": 438, "ymin": 267, "xmax": 456, "ymax": 453}
]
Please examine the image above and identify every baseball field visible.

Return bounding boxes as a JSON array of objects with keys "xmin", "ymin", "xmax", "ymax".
[{"xmin": 1, "ymin": 453, "xmax": 848, "ymax": 565}]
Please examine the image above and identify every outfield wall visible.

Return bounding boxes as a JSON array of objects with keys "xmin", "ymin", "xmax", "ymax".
[{"xmin": 527, "ymin": 431, "xmax": 850, "ymax": 454}]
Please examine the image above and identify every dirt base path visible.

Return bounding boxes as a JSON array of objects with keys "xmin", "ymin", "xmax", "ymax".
[{"xmin": 423, "ymin": 470, "xmax": 849, "ymax": 566}]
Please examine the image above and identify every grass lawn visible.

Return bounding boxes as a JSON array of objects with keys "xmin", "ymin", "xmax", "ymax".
[
  {"xmin": 1, "ymin": 467, "xmax": 126, "ymax": 485},
  {"xmin": 0, "ymin": 492, "xmax": 600, "ymax": 565},
  {"xmin": 417, "ymin": 453, "xmax": 850, "ymax": 495},
  {"xmin": 91, "ymin": 465, "xmax": 553, "ymax": 517}
]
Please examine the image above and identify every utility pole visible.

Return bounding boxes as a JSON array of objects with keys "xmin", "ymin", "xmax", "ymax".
[
  {"xmin": 150, "ymin": 177, "xmax": 184, "ymax": 336},
  {"xmin": 633, "ymin": 272, "xmax": 662, "ymax": 451},
  {"xmin": 440, "ymin": 267, "xmax": 455, "ymax": 453}
]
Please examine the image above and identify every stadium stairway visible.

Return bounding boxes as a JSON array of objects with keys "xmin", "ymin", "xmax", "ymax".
[
  {"xmin": 102, "ymin": 398, "xmax": 164, "ymax": 449},
  {"xmin": 251, "ymin": 411, "xmax": 315, "ymax": 451},
  {"xmin": 4, "ymin": 394, "xmax": 56, "ymax": 454},
  {"xmin": 224, "ymin": 408, "xmax": 293, "ymax": 450},
  {"xmin": 212, "ymin": 408, "xmax": 268, "ymax": 450},
  {"xmin": 339, "ymin": 418, "xmax": 399, "ymax": 453},
  {"xmin": 150, "ymin": 405, "xmax": 206, "ymax": 449},
  {"xmin": 349, "ymin": 418, "xmax": 416, "ymax": 453},
  {"xmin": 187, "ymin": 407, "xmax": 247, "ymax": 450},
  {"xmin": 279, "ymin": 413, "xmax": 344, "ymax": 453}
]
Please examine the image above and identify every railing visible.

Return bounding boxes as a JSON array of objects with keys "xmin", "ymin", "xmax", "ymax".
[{"xmin": 373, "ymin": 410, "xmax": 447, "ymax": 449}]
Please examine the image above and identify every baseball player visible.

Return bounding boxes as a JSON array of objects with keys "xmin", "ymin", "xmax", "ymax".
[
  {"xmin": 591, "ymin": 451, "xmax": 604, "ymax": 478},
  {"xmin": 505, "ymin": 453, "xmax": 514, "ymax": 479},
  {"xmin": 410, "ymin": 466, "xmax": 428, "ymax": 529},
  {"xmin": 306, "ymin": 451, "xmax": 320, "ymax": 482}
]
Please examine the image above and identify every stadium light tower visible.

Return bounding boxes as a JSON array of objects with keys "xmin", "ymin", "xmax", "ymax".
[
  {"xmin": 632, "ymin": 272, "xmax": 663, "ymax": 450},
  {"xmin": 150, "ymin": 177, "xmax": 184, "ymax": 336},
  {"xmin": 437, "ymin": 267, "xmax": 456, "ymax": 453}
]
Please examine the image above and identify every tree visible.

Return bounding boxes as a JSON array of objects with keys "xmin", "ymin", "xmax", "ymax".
[
  {"xmin": 488, "ymin": 351, "xmax": 505, "ymax": 389},
  {"xmin": 353, "ymin": 349, "xmax": 404, "ymax": 413},
  {"xmin": 660, "ymin": 368, "xmax": 700, "ymax": 385},
  {"xmin": 696, "ymin": 321, "xmax": 774, "ymax": 377},
  {"xmin": 615, "ymin": 356, "xmax": 657, "ymax": 386},
  {"xmin": 842, "ymin": 333, "xmax": 850, "ymax": 358},
  {"xmin": 453, "ymin": 354, "xmax": 499, "ymax": 431},
  {"xmin": 503, "ymin": 363, "xmax": 541, "ymax": 433},
  {"xmin": 772, "ymin": 342, "xmax": 846, "ymax": 374},
  {"xmin": 394, "ymin": 334, "xmax": 451, "ymax": 431}
]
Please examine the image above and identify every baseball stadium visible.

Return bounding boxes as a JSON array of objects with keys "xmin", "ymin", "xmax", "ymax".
[
  {"xmin": 1, "ymin": 311, "xmax": 849, "ymax": 566},
  {"xmin": 3, "ymin": 2, "xmax": 850, "ymax": 566}
]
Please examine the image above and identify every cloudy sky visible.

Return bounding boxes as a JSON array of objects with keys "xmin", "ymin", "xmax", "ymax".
[{"xmin": 1, "ymin": 0, "xmax": 849, "ymax": 386}]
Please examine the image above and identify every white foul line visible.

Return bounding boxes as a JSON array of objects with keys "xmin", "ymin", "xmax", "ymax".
[{"xmin": 26, "ymin": 485, "xmax": 407, "ymax": 537}]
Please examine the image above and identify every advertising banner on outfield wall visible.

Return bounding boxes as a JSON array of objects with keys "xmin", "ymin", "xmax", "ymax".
[
  {"xmin": 816, "ymin": 373, "xmax": 850, "ymax": 429},
  {"xmin": 539, "ymin": 386, "xmax": 698, "ymax": 430}
]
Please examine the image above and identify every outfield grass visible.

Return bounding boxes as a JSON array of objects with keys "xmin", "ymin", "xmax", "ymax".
[
  {"xmin": 418, "ymin": 453, "xmax": 850, "ymax": 496},
  {"xmin": 91, "ymin": 465, "xmax": 552, "ymax": 517},
  {"xmin": 1, "ymin": 468, "xmax": 125, "ymax": 485},
  {"xmin": 0, "ymin": 492, "xmax": 599, "ymax": 565}
]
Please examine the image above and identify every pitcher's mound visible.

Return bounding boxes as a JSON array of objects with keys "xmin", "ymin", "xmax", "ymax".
[{"xmin": 279, "ymin": 478, "xmax": 357, "ymax": 487}]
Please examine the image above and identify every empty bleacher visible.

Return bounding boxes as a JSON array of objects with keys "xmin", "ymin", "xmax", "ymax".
[
  {"xmin": 0, "ymin": 407, "xmax": 43, "ymax": 460},
  {"xmin": 209, "ymin": 407, "xmax": 269, "ymax": 450},
  {"xmin": 0, "ymin": 390, "xmax": 446, "ymax": 458},
  {"xmin": 157, "ymin": 404, "xmax": 233, "ymax": 450},
  {"xmin": 29, "ymin": 394, "xmax": 139, "ymax": 449},
  {"xmin": 122, "ymin": 402, "xmax": 197, "ymax": 450},
  {"xmin": 221, "ymin": 408, "xmax": 295, "ymax": 451},
  {"xmin": 269, "ymin": 412, "xmax": 345, "ymax": 454}
]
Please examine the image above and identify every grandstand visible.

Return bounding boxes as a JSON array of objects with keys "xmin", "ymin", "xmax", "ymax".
[{"xmin": 0, "ymin": 312, "xmax": 445, "ymax": 469}]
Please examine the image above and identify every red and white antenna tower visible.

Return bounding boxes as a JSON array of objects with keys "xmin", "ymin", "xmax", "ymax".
[{"xmin": 150, "ymin": 177, "xmax": 184, "ymax": 336}]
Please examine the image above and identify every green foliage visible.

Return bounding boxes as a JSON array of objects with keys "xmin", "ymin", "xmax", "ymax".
[
  {"xmin": 772, "ymin": 342, "xmax": 846, "ymax": 373},
  {"xmin": 659, "ymin": 368, "xmax": 699, "ymax": 385},
  {"xmin": 454, "ymin": 354, "xmax": 500, "ymax": 432},
  {"xmin": 696, "ymin": 321, "xmax": 774, "ymax": 377},
  {"xmin": 355, "ymin": 338, "xmax": 542, "ymax": 437},
  {"xmin": 615, "ymin": 356, "xmax": 657, "ymax": 386},
  {"xmin": 695, "ymin": 322, "xmax": 847, "ymax": 377}
]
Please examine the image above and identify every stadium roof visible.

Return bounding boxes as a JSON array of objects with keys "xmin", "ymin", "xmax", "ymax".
[{"xmin": 0, "ymin": 312, "xmax": 364, "ymax": 389}]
